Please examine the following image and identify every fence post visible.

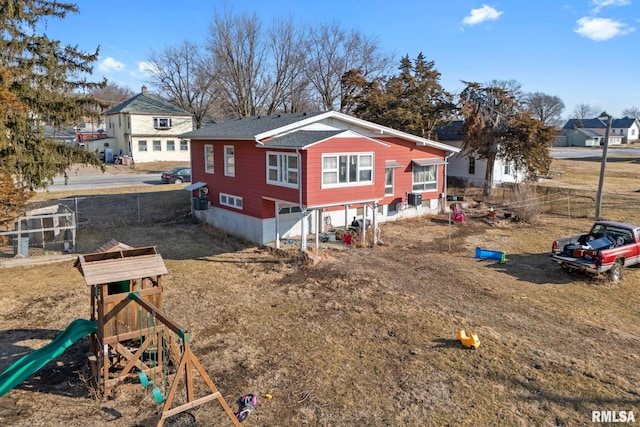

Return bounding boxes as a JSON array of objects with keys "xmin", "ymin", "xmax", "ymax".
[{"xmin": 567, "ymin": 194, "xmax": 571, "ymax": 222}]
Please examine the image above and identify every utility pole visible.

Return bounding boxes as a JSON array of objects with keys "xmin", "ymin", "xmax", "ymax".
[{"xmin": 595, "ymin": 115, "xmax": 613, "ymax": 219}]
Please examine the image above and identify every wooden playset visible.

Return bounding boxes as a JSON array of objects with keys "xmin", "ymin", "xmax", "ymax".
[{"xmin": 75, "ymin": 243, "xmax": 240, "ymax": 426}]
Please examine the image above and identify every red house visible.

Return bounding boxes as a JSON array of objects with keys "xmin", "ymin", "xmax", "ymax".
[{"xmin": 181, "ymin": 111, "xmax": 460, "ymax": 245}]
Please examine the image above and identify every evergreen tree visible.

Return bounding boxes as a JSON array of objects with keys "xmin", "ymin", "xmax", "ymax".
[
  {"xmin": 351, "ymin": 53, "xmax": 455, "ymax": 139},
  {"xmin": 459, "ymin": 81, "xmax": 517, "ymax": 196},
  {"xmin": 459, "ymin": 81, "xmax": 553, "ymax": 196},
  {"xmin": 0, "ymin": 0, "xmax": 104, "ymax": 224}
]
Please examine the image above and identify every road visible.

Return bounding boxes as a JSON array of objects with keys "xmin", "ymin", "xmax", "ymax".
[
  {"xmin": 550, "ymin": 146, "xmax": 640, "ymax": 159},
  {"xmin": 44, "ymin": 172, "xmax": 165, "ymax": 192}
]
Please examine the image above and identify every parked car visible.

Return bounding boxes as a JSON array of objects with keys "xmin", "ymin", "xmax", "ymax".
[{"xmin": 161, "ymin": 167, "xmax": 191, "ymax": 184}]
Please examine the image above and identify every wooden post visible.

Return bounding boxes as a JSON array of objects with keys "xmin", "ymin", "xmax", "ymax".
[{"xmin": 595, "ymin": 115, "xmax": 612, "ymax": 219}]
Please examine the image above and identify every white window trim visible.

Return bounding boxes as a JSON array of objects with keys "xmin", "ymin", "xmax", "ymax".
[
  {"xmin": 180, "ymin": 139, "xmax": 189, "ymax": 151},
  {"xmin": 167, "ymin": 140, "xmax": 175, "ymax": 151},
  {"xmin": 152, "ymin": 140, "xmax": 162, "ymax": 152},
  {"xmin": 138, "ymin": 140, "xmax": 147, "ymax": 152},
  {"xmin": 153, "ymin": 117, "xmax": 172, "ymax": 129},
  {"xmin": 224, "ymin": 145, "xmax": 235, "ymax": 177},
  {"xmin": 468, "ymin": 157, "xmax": 476, "ymax": 175},
  {"xmin": 384, "ymin": 167, "xmax": 394, "ymax": 196},
  {"xmin": 266, "ymin": 152, "xmax": 299, "ymax": 188},
  {"xmin": 219, "ymin": 192, "xmax": 243, "ymax": 210},
  {"xmin": 321, "ymin": 152, "xmax": 374, "ymax": 188},
  {"xmin": 412, "ymin": 164, "xmax": 438, "ymax": 192},
  {"xmin": 205, "ymin": 144, "xmax": 214, "ymax": 174}
]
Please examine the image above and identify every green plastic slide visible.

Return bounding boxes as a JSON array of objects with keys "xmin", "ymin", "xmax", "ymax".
[{"xmin": 0, "ymin": 318, "xmax": 97, "ymax": 398}]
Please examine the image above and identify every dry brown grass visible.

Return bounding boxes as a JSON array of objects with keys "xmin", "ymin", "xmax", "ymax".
[{"xmin": 1, "ymin": 156, "xmax": 640, "ymax": 426}]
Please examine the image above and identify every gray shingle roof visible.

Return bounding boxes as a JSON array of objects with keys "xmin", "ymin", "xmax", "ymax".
[
  {"xmin": 572, "ymin": 128, "xmax": 602, "ymax": 138},
  {"xmin": 434, "ymin": 120, "xmax": 464, "ymax": 141},
  {"xmin": 614, "ymin": 117, "xmax": 639, "ymax": 128},
  {"xmin": 562, "ymin": 118, "xmax": 607, "ymax": 130},
  {"xmin": 260, "ymin": 130, "xmax": 344, "ymax": 149},
  {"xmin": 180, "ymin": 112, "xmax": 325, "ymax": 139},
  {"xmin": 105, "ymin": 92, "xmax": 190, "ymax": 116}
]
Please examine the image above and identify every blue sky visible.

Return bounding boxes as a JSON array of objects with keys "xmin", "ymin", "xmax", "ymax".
[{"xmin": 42, "ymin": 1, "xmax": 639, "ymax": 118}]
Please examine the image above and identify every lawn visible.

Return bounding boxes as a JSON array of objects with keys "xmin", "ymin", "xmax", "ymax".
[{"xmin": 0, "ymin": 153, "xmax": 639, "ymax": 426}]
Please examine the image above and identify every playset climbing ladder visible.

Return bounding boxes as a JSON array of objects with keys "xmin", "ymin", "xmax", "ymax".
[{"xmin": 75, "ymin": 244, "xmax": 240, "ymax": 426}]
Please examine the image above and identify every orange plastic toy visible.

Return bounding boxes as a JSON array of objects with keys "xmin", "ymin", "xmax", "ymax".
[{"xmin": 457, "ymin": 330, "xmax": 480, "ymax": 349}]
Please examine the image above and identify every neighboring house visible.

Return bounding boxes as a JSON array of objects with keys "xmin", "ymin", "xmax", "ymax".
[
  {"xmin": 103, "ymin": 86, "xmax": 194, "ymax": 163},
  {"xmin": 43, "ymin": 124, "xmax": 77, "ymax": 145},
  {"xmin": 560, "ymin": 128, "xmax": 623, "ymax": 147},
  {"xmin": 561, "ymin": 117, "xmax": 639, "ymax": 144},
  {"xmin": 435, "ymin": 121, "xmax": 526, "ymax": 188},
  {"xmin": 180, "ymin": 111, "xmax": 460, "ymax": 245}
]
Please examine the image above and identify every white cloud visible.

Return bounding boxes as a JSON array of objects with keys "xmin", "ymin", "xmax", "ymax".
[
  {"xmin": 462, "ymin": 5, "xmax": 503, "ymax": 26},
  {"xmin": 136, "ymin": 61, "xmax": 158, "ymax": 77},
  {"xmin": 574, "ymin": 17, "xmax": 635, "ymax": 40},
  {"xmin": 592, "ymin": 0, "xmax": 631, "ymax": 13},
  {"xmin": 98, "ymin": 57, "xmax": 125, "ymax": 73}
]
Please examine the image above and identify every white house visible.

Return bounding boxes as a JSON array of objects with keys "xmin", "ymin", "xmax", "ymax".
[
  {"xmin": 561, "ymin": 117, "xmax": 639, "ymax": 144},
  {"xmin": 103, "ymin": 86, "xmax": 194, "ymax": 163},
  {"xmin": 435, "ymin": 121, "xmax": 525, "ymax": 188}
]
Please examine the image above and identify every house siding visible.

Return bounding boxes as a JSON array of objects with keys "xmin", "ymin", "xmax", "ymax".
[
  {"xmin": 186, "ymin": 113, "xmax": 459, "ymax": 244},
  {"xmin": 105, "ymin": 112, "xmax": 193, "ymax": 163}
]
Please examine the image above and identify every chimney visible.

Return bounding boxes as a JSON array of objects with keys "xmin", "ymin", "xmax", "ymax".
[{"xmin": 141, "ymin": 85, "xmax": 147, "ymax": 93}]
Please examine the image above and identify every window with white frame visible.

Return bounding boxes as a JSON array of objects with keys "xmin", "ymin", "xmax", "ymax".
[
  {"xmin": 468, "ymin": 157, "xmax": 476, "ymax": 175},
  {"xmin": 205, "ymin": 144, "xmax": 214, "ymax": 174},
  {"xmin": 153, "ymin": 140, "xmax": 161, "ymax": 151},
  {"xmin": 167, "ymin": 140, "xmax": 175, "ymax": 151},
  {"xmin": 153, "ymin": 117, "xmax": 172, "ymax": 129},
  {"xmin": 322, "ymin": 153, "xmax": 373, "ymax": 187},
  {"xmin": 504, "ymin": 162, "xmax": 511, "ymax": 175},
  {"xmin": 219, "ymin": 193, "xmax": 243, "ymax": 209},
  {"xmin": 224, "ymin": 145, "xmax": 235, "ymax": 177},
  {"xmin": 180, "ymin": 140, "xmax": 189, "ymax": 151},
  {"xmin": 267, "ymin": 152, "xmax": 298, "ymax": 187},
  {"xmin": 385, "ymin": 167, "xmax": 394, "ymax": 195},
  {"xmin": 138, "ymin": 140, "xmax": 147, "ymax": 152},
  {"xmin": 412, "ymin": 164, "xmax": 437, "ymax": 192}
]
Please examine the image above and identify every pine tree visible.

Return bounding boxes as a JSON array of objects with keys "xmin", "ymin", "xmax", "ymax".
[
  {"xmin": 351, "ymin": 54, "xmax": 455, "ymax": 138},
  {"xmin": 0, "ymin": 0, "xmax": 105, "ymax": 224}
]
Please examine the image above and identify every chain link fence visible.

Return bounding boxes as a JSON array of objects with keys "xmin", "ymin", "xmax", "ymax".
[
  {"xmin": 448, "ymin": 181, "xmax": 640, "ymax": 225},
  {"xmin": 1, "ymin": 190, "xmax": 193, "ymax": 260}
]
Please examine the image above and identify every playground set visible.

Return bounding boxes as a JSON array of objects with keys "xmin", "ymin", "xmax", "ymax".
[{"xmin": 0, "ymin": 242, "xmax": 241, "ymax": 426}]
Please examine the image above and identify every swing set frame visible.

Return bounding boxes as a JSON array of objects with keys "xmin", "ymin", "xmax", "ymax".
[{"xmin": 76, "ymin": 245, "xmax": 240, "ymax": 426}]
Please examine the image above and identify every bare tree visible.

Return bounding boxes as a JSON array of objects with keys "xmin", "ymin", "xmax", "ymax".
[
  {"xmin": 263, "ymin": 18, "xmax": 308, "ymax": 114},
  {"xmin": 304, "ymin": 22, "xmax": 392, "ymax": 112},
  {"xmin": 486, "ymin": 79, "xmax": 526, "ymax": 106},
  {"xmin": 208, "ymin": 9, "xmax": 269, "ymax": 117},
  {"xmin": 88, "ymin": 82, "xmax": 135, "ymax": 109},
  {"xmin": 525, "ymin": 92, "xmax": 565, "ymax": 126},
  {"xmin": 572, "ymin": 103, "xmax": 600, "ymax": 120},
  {"xmin": 146, "ymin": 41, "xmax": 218, "ymax": 128},
  {"xmin": 621, "ymin": 106, "xmax": 640, "ymax": 120}
]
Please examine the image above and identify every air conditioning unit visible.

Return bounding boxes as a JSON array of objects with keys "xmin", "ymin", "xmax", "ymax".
[{"xmin": 407, "ymin": 192, "xmax": 422, "ymax": 206}]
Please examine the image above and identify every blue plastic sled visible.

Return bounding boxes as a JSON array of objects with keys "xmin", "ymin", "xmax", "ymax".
[{"xmin": 475, "ymin": 247, "xmax": 506, "ymax": 264}]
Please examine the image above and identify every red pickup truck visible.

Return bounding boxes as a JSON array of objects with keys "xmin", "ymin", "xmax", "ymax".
[{"xmin": 551, "ymin": 221, "xmax": 640, "ymax": 281}]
